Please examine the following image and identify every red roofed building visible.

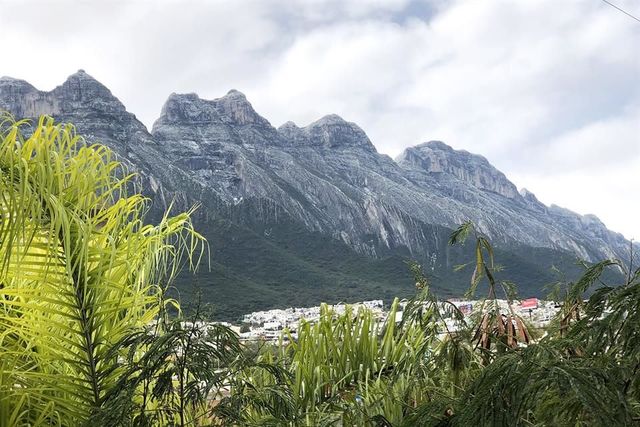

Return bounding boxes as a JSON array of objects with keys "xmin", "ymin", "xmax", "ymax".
[{"xmin": 520, "ymin": 298, "xmax": 538, "ymax": 310}]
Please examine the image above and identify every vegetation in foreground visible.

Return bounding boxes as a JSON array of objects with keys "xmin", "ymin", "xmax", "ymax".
[{"xmin": 0, "ymin": 116, "xmax": 638, "ymax": 426}]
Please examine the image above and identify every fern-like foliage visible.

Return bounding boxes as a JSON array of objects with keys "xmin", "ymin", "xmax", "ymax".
[{"xmin": 0, "ymin": 115, "xmax": 205, "ymax": 425}]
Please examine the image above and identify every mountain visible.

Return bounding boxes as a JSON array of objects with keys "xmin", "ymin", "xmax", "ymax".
[{"xmin": 0, "ymin": 71, "xmax": 633, "ymax": 319}]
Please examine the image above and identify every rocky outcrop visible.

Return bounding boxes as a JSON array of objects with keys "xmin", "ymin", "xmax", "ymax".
[
  {"xmin": 397, "ymin": 141, "xmax": 520, "ymax": 199},
  {"xmin": 1, "ymin": 70, "xmax": 150, "ymax": 155},
  {"xmin": 0, "ymin": 77, "xmax": 39, "ymax": 118},
  {"xmin": 278, "ymin": 114, "xmax": 377, "ymax": 151},
  {"xmin": 0, "ymin": 71, "xmax": 201, "ymax": 212}
]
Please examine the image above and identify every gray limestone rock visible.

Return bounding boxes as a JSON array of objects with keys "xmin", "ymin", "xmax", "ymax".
[{"xmin": 1, "ymin": 71, "xmax": 635, "ymax": 272}]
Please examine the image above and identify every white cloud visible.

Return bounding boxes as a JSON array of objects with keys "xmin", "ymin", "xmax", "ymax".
[
  {"xmin": 537, "ymin": 107, "xmax": 640, "ymax": 173},
  {"xmin": 511, "ymin": 106, "xmax": 640, "ymax": 240},
  {"xmin": 1, "ymin": 0, "xmax": 638, "ymax": 237},
  {"xmin": 511, "ymin": 107, "xmax": 640, "ymax": 241},
  {"xmin": 512, "ymin": 155, "xmax": 640, "ymax": 241}
]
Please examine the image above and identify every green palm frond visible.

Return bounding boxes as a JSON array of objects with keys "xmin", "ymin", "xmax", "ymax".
[{"xmin": 0, "ymin": 115, "xmax": 205, "ymax": 424}]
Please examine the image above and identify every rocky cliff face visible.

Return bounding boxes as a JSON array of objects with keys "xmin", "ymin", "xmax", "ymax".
[
  {"xmin": 397, "ymin": 141, "xmax": 520, "ymax": 199},
  {"xmin": 0, "ymin": 71, "xmax": 204, "ymax": 209},
  {"xmin": 395, "ymin": 142, "xmax": 630, "ymax": 261},
  {"xmin": 1, "ymin": 71, "xmax": 141, "ymax": 153},
  {"xmin": 0, "ymin": 71, "xmax": 635, "ymax": 314}
]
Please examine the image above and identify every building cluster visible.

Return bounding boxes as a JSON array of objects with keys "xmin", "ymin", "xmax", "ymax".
[
  {"xmin": 239, "ymin": 300, "xmax": 384, "ymax": 341},
  {"xmin": 448, "ymin": 298, "xmax": 560, "ymax": 325},
  {"xmin": 237, "ymin": 297, "xmax": 562, "ymax": 343}
]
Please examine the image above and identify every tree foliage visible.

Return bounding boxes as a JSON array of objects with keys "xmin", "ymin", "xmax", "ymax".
[{"xmin": 0, "ymin": 115, "xmax": 206, "ymax": 425}]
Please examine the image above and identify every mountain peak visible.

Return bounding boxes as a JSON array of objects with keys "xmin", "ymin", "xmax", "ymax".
[
  {"xmin": 0, "ymin": 77, "xmax": 39, "ymax": 118},
  {"xmin": 299, "ymin": 114, "xmax": 376, "ymax": 151},
  {"xmin": 313, "ymin": 113, "xmax": 348, "ymax": 125},
  {"xmin": 0, "ymin": 76, "xmax": 36, "ymax": 92},
  {"xmin": 223, "ymin": 88, "xmax": 247, "ymax": 99},
  {"xmin": 154, "ymin": 89, "xmax": 272, "ymax": 129},
  {"xmin": 279, "ymin": 120, "xmax": 299, "ymax": 129},
  {"xmin": 277, "ymin": 120, "xmax": 300, "ymax": 140},
  {"xmin": 398, "ymin": 141, "xmax": 520, "ymax": 199},
  {"xmin": 1, "ymin": 71, "xmax": 126, "ymax": 119},
  {"xmin": 215, "ymin": 89, "xmax": 267, "ymax": 126},
  {"xmin": 0, "ymin": 75, "xmax": 26, "ymax": 83},
  {"xmin": 54, "ymin": 69, "xmax": 123, "ymax": 109},
  {"xmin": 63, "ymin": 69, "xmax": 103, "ymax": 86},
  {"xmin": 171, "ymin": 92, "xmax": 200, "ymax": 100},
  {"xmin": 416, "ymin": 140, "xmax": 453, "ymax": 151},
  {"xmin": 155, "ymin": 92, "xmax": 215, "ymax": 127}
]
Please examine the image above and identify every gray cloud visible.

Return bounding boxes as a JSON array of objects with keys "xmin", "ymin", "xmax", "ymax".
[{"xmin": 1, "ymin": 0, "xmax": 639, "ymax": 238}]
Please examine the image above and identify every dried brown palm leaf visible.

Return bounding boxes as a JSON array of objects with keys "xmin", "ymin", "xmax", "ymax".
[
  {"xmin": 506, "ymin": 314, "xmax": 515, "ymax": 348},
  {"xmin": 515, "ymin": 317, "xmax": 530, "ymax": 344},
  {"xmin": 497, "ymin": 313, "xmax": 505, "ymax": 336}
]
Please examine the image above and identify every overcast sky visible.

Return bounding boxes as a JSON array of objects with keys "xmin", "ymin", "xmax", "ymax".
[{"xmin": 1, "ymin": 0, "xmax": 639, "ymax": 239}]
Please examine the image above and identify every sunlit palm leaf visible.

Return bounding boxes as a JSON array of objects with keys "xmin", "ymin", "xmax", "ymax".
[{"xmin": 0, "ymin": 115, "xmax": 204, "ymax": 424}]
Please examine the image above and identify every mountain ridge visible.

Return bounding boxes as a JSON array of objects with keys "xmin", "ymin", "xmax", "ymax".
[
  {"xmin": 0, "ymin": 71, "xmax": 631, "ymax": 252},
  {"xmin": 0, "ymin": 70, "xmax": 634, "ymax": 318}
]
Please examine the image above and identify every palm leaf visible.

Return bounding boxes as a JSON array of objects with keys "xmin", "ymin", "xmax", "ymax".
[{"xmin": 0, "ymin": 115, "xmax": 205, "ymax": 424}]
